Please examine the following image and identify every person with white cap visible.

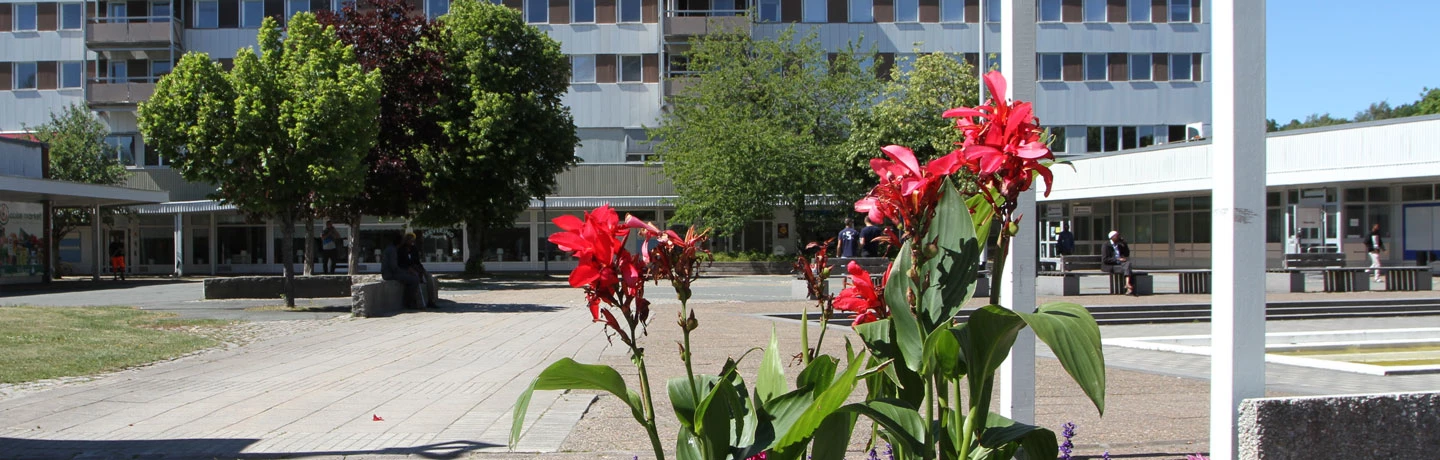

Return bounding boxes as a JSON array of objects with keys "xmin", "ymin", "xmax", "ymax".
[{"xmin": 1101, "ymin": 230, "xmax": 1137, "ymax": 296}]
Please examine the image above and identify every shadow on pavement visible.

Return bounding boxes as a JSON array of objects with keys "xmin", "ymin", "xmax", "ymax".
[
  {"xmin": 435, "ymin": 301, "xmax": 564, "ymax": 314},
  {"xmin": 0, "ymin": 437, "xmax": 500, "ymax": 459},
  {"xmin": 0, "ymin": 278, "xmax": 193, "ymax": 297}
]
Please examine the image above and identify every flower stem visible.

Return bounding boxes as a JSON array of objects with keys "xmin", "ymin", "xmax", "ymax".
[
  {"xmin": 633, "ymin": 351, "xmax": 667, "ymax": 460},
  {"xmin": 988, "ymin": 235, "xmax": 1010, "ymax": 306},
  {"xmin": 679, "ymin": 300, "xmax": 700, "ymax": 408}
]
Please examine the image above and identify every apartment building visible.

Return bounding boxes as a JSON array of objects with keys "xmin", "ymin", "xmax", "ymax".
[{"xmin": 1, "ymin": 0, "xmax": 1235, "ymax": 276}]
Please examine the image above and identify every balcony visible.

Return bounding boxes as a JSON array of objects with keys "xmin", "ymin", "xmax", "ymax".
[
  {"xmin": 85, "ymin": 17, "xmax": 183, "ymax": 50},
  {"xmin": 87, "ymin": 79, "xmax": 156, "ymax": 108},
  {"xmin": 664, "ymin": 13, "xmax": 750, "ymax": 37},
  {"xmin": 663, "ymin": 76, "xmax": 696, "ymax": 98}
]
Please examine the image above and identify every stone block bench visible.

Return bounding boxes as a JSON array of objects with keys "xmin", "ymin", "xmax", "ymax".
[
  {"xmin": 203, "ymin": 275, "xmax": 356, "ymax": 299},
  {"xmin": 1240, "ymin": 392, "xmax": 1440, "ymax": 459},
  {"xmin": 351, "ymin": 274, "xmax": 441, "ymax": 318}
]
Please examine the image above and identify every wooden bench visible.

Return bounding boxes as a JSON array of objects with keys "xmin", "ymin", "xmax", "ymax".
[
  {"xmin": 1312, "ymin": 266, "xmax": 1434, "ymax": 292},
  {"xmin": 1060, "ymin": 255, "xmax": 1103, "ymax": 271},
  {"xmin": 1060, "ymin": 271, "xmax": 1152, "ymax": 296},
  {"xmin": 1280, "ymin": 253, "xmax": 1347, "ymax": 292},
  {"xmin": 1142, "ymin": 269, "xmax": 1213, "ymax": 294}
]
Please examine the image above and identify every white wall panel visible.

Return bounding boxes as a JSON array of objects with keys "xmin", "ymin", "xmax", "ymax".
[
  {"xmin": 563, "ymin": 83, "xmax": 662, "ymax": 128},
  {"xmin": 0, "ymin": 139, "xmax": 43, "ymax": 177},
  {"xmin": 0, "ymin": 32, "xmax": 91, "ymax": 61},
  {"xmin": 539, "ymin": 24, "xmax": 661, "ymax": 54},
  {"xmin": 575, "ymin": 127, "xmax": 626, "ymax": 163},
  {"xmin": 1035, "ymin": 81, "xmax": 1210, "ymax": 126},
  {"xmin": 754, "ymin": 23, "xmax": 997, "ymax": 54},
  {"xmin": 0, "ymin": 90, "xmax": 86, "ymax": 131},
  {"xmin": 183, "ymin": 29, "xmax": 258, "ymax": 58}
]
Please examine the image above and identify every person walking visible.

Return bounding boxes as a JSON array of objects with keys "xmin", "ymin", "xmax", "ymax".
[
  {"xmin": 1056, "ymin": 222, "xmax": 1076, "ymax": 256},
  {"xmin": 321, "ymin": 221, "xmax": 340, "ymax": 274},
  {"xmin": 108, "ymin": 235, "xmax": 126, "ymax": 281},
  {"xmin": 1365, "ymin": 223, "xmax": 1386, "ymax": 283},
  {"xmin": 859, "ymin": 218, "xmax": 884, "ymax": 257},
  {"xmin": 837, "ymin": 218, "xmax": 861, "ymax": 258},
  {"xmin": 1102, "ymin": 230, "xmax": 1137, "ymax": 296}
]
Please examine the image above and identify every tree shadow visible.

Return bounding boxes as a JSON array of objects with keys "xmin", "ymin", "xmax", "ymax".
[
  {"xmin": 0, "ymin": 278, "xmax": 193, "ymax": 297},
  {"xmin": 434, "ymin": 301, "xmax": 564, "ymax": 313},
  {"xmin": 0, "ymin": 437, "xmax": 502, "ymax": 459}
]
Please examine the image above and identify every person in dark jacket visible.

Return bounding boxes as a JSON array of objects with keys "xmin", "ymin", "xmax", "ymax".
[
  {"xmin": 1102, "ymin": 230, "xmax": 1137, "ymax": 296},
  {"xmin": 381, "ymin": 232, "xmax": 422, "ymax": 309}
]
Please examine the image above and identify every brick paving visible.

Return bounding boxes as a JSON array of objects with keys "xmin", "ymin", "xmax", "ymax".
[{"xmin": 0, "ymin": 274, "xmax": 1434, "ymax": 459}]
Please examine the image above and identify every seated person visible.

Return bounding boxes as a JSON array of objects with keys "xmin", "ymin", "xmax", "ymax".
[
  {"xmin": 1102, "ymin": 230, "xmax": 1138, "ymax": 296},
  {"xmin": 382, "ymin": 232, "xmax": 423, "ymax": 309},
  {"xmin": 400, "ymin": 232, "xmax": 436, "ymax": 308}
]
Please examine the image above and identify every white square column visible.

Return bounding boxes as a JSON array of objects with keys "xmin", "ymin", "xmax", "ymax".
[
  {"xmin": 1210, "ymin": 1, "xmax": 1267, "ymax": 458},
  {"xmin": 998, "ymin": 0, "xmax": 1038, "ymax": 425}
]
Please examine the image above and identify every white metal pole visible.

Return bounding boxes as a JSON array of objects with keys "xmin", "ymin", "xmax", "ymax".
[
  {"xmin": 998, "ymin": 0, "xmax": 1037, "ymax": 425},
  {"xmin": 173, "ymin": 212, "xmax": 184, "ymax": 277},
  {"xmin": 92, "ymin": 204, "xmax": 102, "ymax": 281},
  {"xmin": 1210, "ymin": 0, "xmax": 1267, "ymax": 458}
]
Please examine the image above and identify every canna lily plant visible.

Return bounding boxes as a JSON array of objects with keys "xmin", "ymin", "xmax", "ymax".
[
  {"xmin": 512, "ymin": 70, "xmax": 1103, "ymax": 460},
  {"xmin": 834, "ymin": 70, "xmax": 1104, "ymax": 460}
]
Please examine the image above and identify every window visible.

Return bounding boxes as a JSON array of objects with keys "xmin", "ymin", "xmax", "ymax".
[
  {"xmin": 895, "ymin": 0, "xmax": 917, "ymax": 22},
  {"xmin": 287, "ymin": 0, "xmax": 309, "ymax": 20},
  {"xmin": 1048, "ymin": 126, "xmax": 1066, "ymax": 153},
  {"xmin": 619, "ymin": 0, "xmax": 640, "ymax": 22},
  {"xmin": 619, "ymin": 55, "xmax": 643, "ymax": 82},
  {"xmin": 14, "ymin": 4, "xmax": 38, "ymax": 31},
  {"xmin": 107, "ymin": 60, "xmax": 128, "ymax": 83},
  {"xmin": 1086, "ymin": 126, "xmax": 1101, "ymax": 152},
  {"xmin": 940, "ymin": 0, "xmax": 962, "ymax": 22},
  {"xmin": 1137, "ymin": 125, "xmax": 1155, "ymax": 147},
  {"xmin": 572, "ymin": 0, "xmax": 594, "ymax": 22},
  {"xmin": 985, "ymin": 53, "xmax": 1000, "ymax": 72},
  {"xmin": 571, "ymin": 55, "xmax": 595, "ymax": 83},
  {"xmin": 105, "ymin": 135, "xmax": 136, "ymax": 166},
  {"xmin": 1128, "ymin": 0, "xmax": 1149, "ymax": 22},
  {"xmin": 109, "ymin": 2, "xmax": 127, "ymax": 18},
  {"xmin": 427, "ymin": 0, "xmax": 449, "ymax": 19},
  {"xmin": 1170, "ymin": 0, "xmax": 1190, "ymax": 22},
  {"xmin": 242, "ymin": 0, "xmax": 264, "ymax": 27},
  {"xmin": 803, "ymin": 0, "xmax": 824, "ymax": 22},
  {"xmin": 1083, "ymin": 53, "xmax": 1106, "ymax": 81},
  {"xmin": 1038, "ymin": 53, "xmax": 1062, "ymax": 81},
  {"xmin": 1129, "ymin": 54, "xmax": 1151, "ymax": 81},
  {"xmin": 849, "ymin": 0, "xmax": 872, "ymax": 22},
  {"xmin": 757, "ymin": 0, "xmax": 779, "ymax": 21},
  {"xmin": 152, "ymin": 1, "xmax": 171, "ymax": 22},
  {"xmin": 1082, "ymin": 0, "xmax": 1104, "ymax": 22},
  {"xmin": 151, "ymin": 59, "xmax": 172, "ymax": 78},
  {"xmin": 1038, "ymin": 0, "xmax": 1060, "ymax": 22},
  {"xmin": 195, "ymin": 0, "xmax": 219, "ymax": 28},
  {"xmin": 624, "ymin": 129, "xmax": 655, "ymax": 162},
  {"xmin": 525, "ymin": 0, "xmax": 547, "ymax": 23},
  {"xmin": 60, "ymin": 61, "xmax": 83, "ymax": 89},
  {"xmin": 61, "ymin": 3, "xmax": 84, "ymax": 29},
  {"xmin": 1170, "ymin": 53, "xmax": 1193, "ymax": 81},
  {"xmin": 13, "ymin": 62, "xmax": 38, "ymax": 90},
  {"xmin": 984, "ymin": 0, "xmax": 998, "ymax": 22}
]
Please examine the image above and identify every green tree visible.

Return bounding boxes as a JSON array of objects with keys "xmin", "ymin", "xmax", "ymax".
[
  {"xmin": 1275, "ymin": 112, "xmax": 1349, "ymax": 131},
  {"xmin": 649, "ymin": 29, "xmax": 879, "ymax": 244},
  {"xmin": 140, "ymin": 13, "xmax": 380, "ymax": 306},
  {"xmin": 27, "ymin": 104, "xmax": 129, "ymax": 277},
  {"xmin": 1414, "ymin": 87, "xmax": 1440, "ymax": 116},
  {"xmin": 844, "ymin": 52, "xmax": 979, "ymax": 202},
  {"xmin": 416, "ymin": 0, "xmax": 578, "ymax": 274}
]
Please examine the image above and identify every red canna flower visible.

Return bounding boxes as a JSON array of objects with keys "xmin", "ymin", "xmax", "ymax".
[
  {"xmin": 943, "ymin": 71, "xmax": 1055, "ymax": 214},
  {"xmin": 854, "ymin": 144, "xmax": 964, "ymax": 236},
  {"xmin": 833, "ymin": 261, "xmax": 889, "ymax": 326},
  {"xmin": 548, "ymin": 205, "xmax": 653, "ymax": 347}
]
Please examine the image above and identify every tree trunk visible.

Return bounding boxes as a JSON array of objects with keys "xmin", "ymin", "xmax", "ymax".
[
  {"xmin": 280, "ymin": 211, "xmax": 297, "ymax": 308},
  {"xmin": 464, "ymin": 219, "xmax": 484, "ymax": 275},
  {"xmin": 347, "ymin": 213, "xmax": 362, "ymax": 276},
  {"xmin": 303, "ymin": 217, "xmax": 316, "ymax": 276}
]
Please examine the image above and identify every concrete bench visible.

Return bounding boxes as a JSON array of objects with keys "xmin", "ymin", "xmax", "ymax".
[
  {"xmin": 1283, "ymin": 252, "xmax": 1346, "ymax": 269},
  {"xmin": 1061, "ymin": 272, "xmax": 1152, "ymax": 296},
  {"xmin": 351, "ymin": 274, "xmax": 441, "ymax": 318},
  {"xmin": 1240, "ymin": 392, "xmax": 1440, "ymax": 459},
  {"xmin": 203, "ymin": 275, "xmax": 356, "ymax": 299},
  {"xmin": 1059, "ymin": 255, "xmax": 1102, "ymax": 271},
  {"xmin": 1309, "ymin": 267, "xmax": 1433, "ymax": 292},
  {"xmin": 1143, "ymin": 269, "xmax": 1213, "ymax": 294}
]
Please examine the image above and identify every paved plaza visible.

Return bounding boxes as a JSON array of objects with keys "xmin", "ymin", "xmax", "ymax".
[{"xmin": 0, "ymin": 274, "xmax": 1436, "ymax": 459}]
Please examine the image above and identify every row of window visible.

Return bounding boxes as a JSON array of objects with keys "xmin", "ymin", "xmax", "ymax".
[
  {"xmin": 525, "ymin": 0, "xmax": 644, "ymax": 24},
  {"xmin": 1084, "ymin": 124, "xmax": 1197, "ymax": 153},
  {"xmin": 1038, "ymin": 52, "xmax": 1200, "ymax": 83},
  {"xmin": 0, "ymin": 59, "xmax": 173, "ymax": 91},
  {"xmin": 1038, "ymin": 0, "xmax": 1198, "ymax": 24},
  {"xmin": 2, "ymin": 3, "xmax": 85, "ymax": 31},
  {"xmin": 570, "ymin": 54, "xmax": 653, "ymax": 83}
]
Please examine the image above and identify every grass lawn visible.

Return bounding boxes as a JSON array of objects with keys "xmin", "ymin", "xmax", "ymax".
[{"xmin": 0, "ymin": 306, "xmax": 234, "ymax": 384}]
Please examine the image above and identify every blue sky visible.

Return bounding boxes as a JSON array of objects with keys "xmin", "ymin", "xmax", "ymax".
[{"xmin": 1267, "ymin": 0, "xmax": 1439, "ymax": 122}]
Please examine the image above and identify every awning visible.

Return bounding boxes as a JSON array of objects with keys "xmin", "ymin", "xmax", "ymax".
[
  {"xmin": 0, "ymin": 174, "xmax": 169, "ymax": 207},
  {"xmin": 132, "ymin": 199, "xmax": 236, "ymax": 214},
  {"xmin": 531, "ymin": 196, "xmax": 678, "ymax": 209}
]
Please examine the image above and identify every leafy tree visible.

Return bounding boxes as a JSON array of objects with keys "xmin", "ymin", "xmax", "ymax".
[
  {"xmin": 1274, "ymin": 113, "xmax": 1349, "ymax": 131},
  {"xmin": 317, "ymin": 0, "xmax": 447, "ymax": 274},
  {"xmin": 648, "ymin": 29, "xmax": 879, "ymax": 244},
  {"xmin": 844, "ymin": 52, "xmax": 979, "ymax": 203},
  {"xmin": 26, "ymin": 104, "xmax": 129, "ymax": 277},
  {"xmin": 416, "ymin": 0, "xmax": 578, "ymax": 274},
  {"xmin": 1414, "ymin": 87, "xmax": 1440, "ymax": 116},
  {"xmin": 140, "ymin": 13, "xmax": 380, "ymax": 306}
]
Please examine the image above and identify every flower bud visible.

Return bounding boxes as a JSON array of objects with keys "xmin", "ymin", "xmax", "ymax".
[{"xmin": 923, "ymin": 242, "xmax": 939, "ymax": 259}]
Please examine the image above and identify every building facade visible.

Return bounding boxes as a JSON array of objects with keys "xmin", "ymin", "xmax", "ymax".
[{"xmin": 28, "ymin": 0, "xmax": 1431, "ymax": 277}]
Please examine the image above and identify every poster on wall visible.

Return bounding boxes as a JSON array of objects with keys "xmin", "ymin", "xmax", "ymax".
[{"xmin": 0, "ymin": 201, "xmax": 45, "ymax": 279}]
